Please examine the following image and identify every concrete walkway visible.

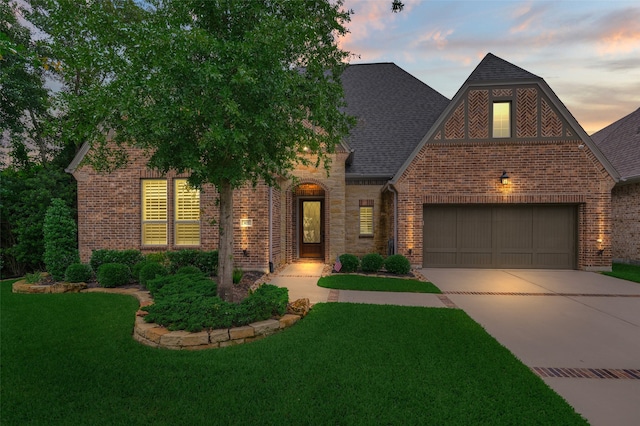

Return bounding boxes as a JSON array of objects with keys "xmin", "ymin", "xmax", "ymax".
[{"xmin": 268, "ymin": 262, "xmax": 447, "ymax": 307}]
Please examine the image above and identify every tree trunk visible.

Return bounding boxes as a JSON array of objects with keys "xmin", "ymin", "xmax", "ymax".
[{"xmin": 217, "ymin": 179, "xmax": 234, "ymax": 302}]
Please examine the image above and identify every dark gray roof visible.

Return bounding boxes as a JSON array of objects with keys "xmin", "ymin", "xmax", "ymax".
[
  {"xmin": 591, "ymin": 107, "xmax": 640, "ymax": 180},
  {"xmin": 466, "ymin": 53, "xmax": 540, "ymax": 83},
  {"xmin": 341, "ymin": 63, "xmax": 449, "ymax": 178}
]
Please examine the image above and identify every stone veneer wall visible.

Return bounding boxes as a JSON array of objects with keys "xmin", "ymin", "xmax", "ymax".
[{"xmin": 611, "ymin": 182, "xmax": 640, "ymax": 264}]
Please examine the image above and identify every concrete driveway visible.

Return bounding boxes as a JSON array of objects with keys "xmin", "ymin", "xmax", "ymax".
[{"xmin": 421, "ymin": 268, "xmax": 640, "ymax": 426}]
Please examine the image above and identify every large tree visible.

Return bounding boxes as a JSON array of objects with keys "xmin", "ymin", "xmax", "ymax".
[{"xmin": 42, "ymin": 0, "xmax": 354, "ymax": 300}]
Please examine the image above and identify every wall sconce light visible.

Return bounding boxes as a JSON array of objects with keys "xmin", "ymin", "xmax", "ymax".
[
  {"xmin": 408, "ymin": 248, "xmax": 412, "ymax": 255},
  {"xmin": 242, "ymin": 249, "xmax": 248, "ymax": 257},
  {"xmin": 596, "ymin": 239, "xmax": 604, "ymax": 256},
  {"xmin": 500, "ymin": 171, "xmax": 510, "ymax": 185}
]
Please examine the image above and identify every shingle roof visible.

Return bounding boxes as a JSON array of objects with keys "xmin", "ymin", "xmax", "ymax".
[
  {"xmin": 341, "ymin": 63, "xmax": 449, "ymax": 178},
  {"xmin": 466, "ymin": 53, "xmax": 540, "ymax": 83},
  {"xmin": 591, "ymin": 107, "xmax": 640, "ymax": 180}
]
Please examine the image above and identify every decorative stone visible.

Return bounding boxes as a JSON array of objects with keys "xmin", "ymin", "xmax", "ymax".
[
  {"xmin": 179, "ymin": 331, "xmax": 210, "ymax": 347},
  {"xmin": 209, "ymin": 328, "xmax": 230, "ymax": 343},
  {"xmin": 146, "ymin": 327, "xmax": 170, "ymax": 344},
  {"xmin": 251, "ymin": 319, "xmax": 280, "ymax": 336},
  {"xmin": 230, "ymin": 326, "xmax": 254, "ymax": 340},
  {"xmin": 287, "ymin": 298, "xmax": 310, "ymax": 317},
  {"xmin": 279, "ymin": 314, "xmax": 301, "ymax": 329},
  {"xmin": 220, "ymin": 339, "xmax": 244, "ymax": 348},
  {"xmin": 160, "ymin": 330, "xmax": 193, "ymax": 347}
]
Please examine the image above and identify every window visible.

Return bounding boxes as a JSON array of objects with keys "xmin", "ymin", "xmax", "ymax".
[
  {"xmin": 174, "ymin": 179, "xmax": 200, "ymax": 246},
  {"xmin": 493, "ymin": 102, "xmax": 511, "ymax": 138},
  {"xmin": 142, "ymin": 179, "xmax": 167, "ymax": 245},
  {"xmin": 359, "ymin": 200, "xmax": 374, "ymax": 236}
]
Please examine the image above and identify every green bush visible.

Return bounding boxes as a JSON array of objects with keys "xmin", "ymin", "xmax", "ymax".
[
  {"xmin": 166, "ymin": 249, "xmax": 218, "ymax": 275},
  {"xmin": 176, "ymin": 266, "xmax": 202, "ymax": 275},
  {"xmin": 384, "ymin": 254, "xmax": 411, "ymax": 275},
  {"xmin": 43, "ymin": 198, "xmax": 80, "ymax": 281},
  {"xmin": 143, "ymin": 278, "xmax": 287, "ymax": 332},
  {"xmin": 338, "ymin": 254, "xmax": 359, "ymax": 273},
  {"xmin": 0, "ymin": 165, "xmax": 76, "ymax": 277},
  {"xmin": 233, "ymin": 268, "xmax": 244, "ymax": 284},
  {"xmin": 132, "ymin": 260, "xmax": 154, "ymax": 281},
  {"xmin": 90, "ymin": 249, "xmax": 144, "ymax": 272},
  {"xmin": 139, "ymin": 263, "xmax": 169, "ymax": 288},
  {"xmin": 96, "ymin": 263, "xmax": 131, "ymax": 288},
  {"xmin": 145, "ymin": 251, "xmax": 168, "ymax": 266},
  {"xmin": 361, "ymin": 253, "xmax": 384, "ymax": 273},
  {"xmin": 64, "ymin": 263, "xmax": 93, "ymax": 283}
]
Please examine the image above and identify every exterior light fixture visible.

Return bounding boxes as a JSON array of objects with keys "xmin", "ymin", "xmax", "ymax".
[{"xmin": 500, "ymin": 171, "xmax": 510, "ymax": 185}]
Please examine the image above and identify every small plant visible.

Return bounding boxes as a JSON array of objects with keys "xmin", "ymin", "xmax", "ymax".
[
  {"xmin": 97, "ymin": 263, "xmax": 131, "ymax": 288},
  {"xmin": 139, "ymin": 262, "xmax": 169, "ymax": 288},
  {"xmin": 43, "ymin": 198, "xmax": 80, "ymax": 281},
  {"xmin": 25, "ymin": 271, "xmax": 43, "ymax": 284},
  {"xmin": 233, "ymin": 268, "xmax": 244, "ymax": 284},
  {"xmin": 383, "ymin": 254, "xmax": 411, "ymax": 275},
  {"xmin": 176, "ymin": 265, "xmax": 202, "ymax": 275},
  {"xmin": 145, "ymin": 251, "xmax": 168, "ymax": 266},
  {"xmin": 338, "ymin": 254, "xmax": 359, "ymax": 273},
  {"xmin": 361, "ymin": 253, "xmax": 384, "ymax": 273},
  {"xmin": 90, "ymin": 249, "xmax": 144, "ymax": 272},
  {"xmin": 65, "ymin": 263, "xmax": 93, "ymax": 283}
]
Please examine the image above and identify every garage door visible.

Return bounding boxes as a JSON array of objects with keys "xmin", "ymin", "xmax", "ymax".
[{"xmin": 423, "ymin": 205, "xmax": 576, "ymax": 269}]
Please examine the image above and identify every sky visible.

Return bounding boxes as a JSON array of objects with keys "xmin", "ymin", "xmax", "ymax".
[{"xmin": 338, "ymin": 0, "xmax": 640, "ymax": 134}]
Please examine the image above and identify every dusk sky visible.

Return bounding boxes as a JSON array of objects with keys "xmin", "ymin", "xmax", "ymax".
[{"xmin": 338, "ymin": 0, "xmax": 640, "ymax": 134}]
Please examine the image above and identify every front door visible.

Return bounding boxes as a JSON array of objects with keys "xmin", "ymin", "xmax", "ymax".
[{"xmin": 299, "ymin": 199, "xmax": 324, "ymax": 259}]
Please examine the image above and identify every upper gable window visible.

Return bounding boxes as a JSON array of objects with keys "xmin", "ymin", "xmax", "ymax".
[{"xmin": 493, "ymin": 102, "xmax": 511, "ymax": 138}]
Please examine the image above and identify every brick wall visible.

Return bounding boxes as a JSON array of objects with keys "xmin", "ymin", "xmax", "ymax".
[
  {"xmin": 73, "ymin": 148, "xmax": 273, "ymax": 272},
  {"xmin": 611, "ymin": 182, "xmax": 640, "ymax": 264},
  {"xmin": 393, "ymin": 84, "xmax": 616, "ymax": 271}
]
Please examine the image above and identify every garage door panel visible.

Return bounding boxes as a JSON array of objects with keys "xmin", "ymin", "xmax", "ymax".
[{"xmin": 423, "ymin": 205, "xmax": 576, "ymax": 269}]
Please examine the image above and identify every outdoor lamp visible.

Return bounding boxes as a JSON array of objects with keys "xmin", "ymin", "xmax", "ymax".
[{"xmin": 500, "ymin": 171, "xmax": 510, "ymax": 185}]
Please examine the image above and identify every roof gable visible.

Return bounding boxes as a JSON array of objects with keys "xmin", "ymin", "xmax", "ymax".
[
  {"xmin": 591, "ymin": 107, "xmax": 640, "ymax": 181},
  {"xmin": 392, "ymin": 53, "xmax": 619, "ymax": 184}
]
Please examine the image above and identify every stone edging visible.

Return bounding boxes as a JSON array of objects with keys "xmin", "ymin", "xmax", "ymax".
[{"xmin": 13, "ymin": 282, "xmax": 303, "ymax": 351}]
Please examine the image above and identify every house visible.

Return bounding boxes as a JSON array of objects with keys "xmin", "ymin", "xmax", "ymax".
[
  {"xmin": 591, "ymin": 108, "xmax": 640, "ymax": 264},
  {"xmin": 67, "ymin": 53, "xmax": 619, "ymax": 272}
]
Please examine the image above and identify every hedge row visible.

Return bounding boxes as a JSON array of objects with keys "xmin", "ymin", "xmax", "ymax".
[{"xmin": 337, "ymin": 253, "xmax": 411, "ymax": 275}]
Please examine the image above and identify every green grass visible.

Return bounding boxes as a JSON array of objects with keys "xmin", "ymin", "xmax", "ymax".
[
  {"xmin": 318, "ymin": 274, "xmax": 441, "ymax": 293},
  {"xmin": 603, "ymin": 263, "xmax": 640, "ymax": 283},
  {"xmin": 1, "ymin": 279, "xmax": 585, "ymax": 425}
]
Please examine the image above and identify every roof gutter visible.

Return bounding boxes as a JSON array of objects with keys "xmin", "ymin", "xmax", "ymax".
[{"xmin": 617, "ymin": 174, "xmax": 640, "ymax": 185}]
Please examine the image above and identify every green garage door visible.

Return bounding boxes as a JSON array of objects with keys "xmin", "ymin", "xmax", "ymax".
[{"xmin": 423, "ymin": 205, "xmax": 576, "ymax": 269}]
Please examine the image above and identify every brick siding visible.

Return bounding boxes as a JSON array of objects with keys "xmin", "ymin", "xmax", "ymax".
[{"xmin": 611, "ymin": 182, "xmax": 640, "ymax": 264}]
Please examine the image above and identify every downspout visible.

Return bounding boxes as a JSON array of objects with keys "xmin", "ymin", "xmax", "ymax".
[{"xmin": 268, "ymin": 186, "xmax": 274, "ymax": 273}]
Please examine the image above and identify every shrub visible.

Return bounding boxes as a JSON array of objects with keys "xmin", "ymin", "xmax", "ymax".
[
  {"xmin": 176, "ymin": 266, "xmax": 202, "ymax": 275},
  {"xmin": 166, "ymin": 249, "xmax": 219, "ymax": 275},
  {"xmin": 90, "ymin": 249, "xmax": 144, "ymax": 272},
  {"xmin": 196, "ymin": 250, "xmax": 218, "ymax": 276},
  {"xmin": 96, "ymin": 263, "xmax": 131, "ymax": 288},
  {"xmin": 64, "ymin": 263, "xmax": 93, "ymax": 283},
  {"xmin": 132, "ymin": 260, "xmax": 154, "ymax": 281},
  {"xmin": 384, "ymin": 254, "xmax": 411, "ymax": 275},
  {"xmin": 142, "ymin": 278, "xmax": 287, "ymax": 332},
  {"xmin": 338, "ymin": 254, "xmax": 359, "ymax": 273},
  {"xmin": 43, "ymin": 198, "xmax": 80, "ymax": 281},
  {"xmin": 25, "ymin": 271, "xmax": 43, "ymax": 284},
  {"xmin": 233, "ymin": 268, "xmax": 244, "ymax": 284},
  {"xmin": 139, "ymin": 263, "xmax": 169, "ymax": 288},
  {"xmin": 166, "ymin": 249, "xmax": 200, "ymax": 273},
  {"xmin": 361, "ymin": 253, "xmax": 384, "ymax": 273},
  {"xmin": 145, "ymin": 251, "xmax": 168, "ymax": 266}
]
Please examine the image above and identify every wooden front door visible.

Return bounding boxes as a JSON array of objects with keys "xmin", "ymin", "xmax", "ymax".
[{"xmin": 299, "ymin": 199, "xmax": 324, "ymax": 259}]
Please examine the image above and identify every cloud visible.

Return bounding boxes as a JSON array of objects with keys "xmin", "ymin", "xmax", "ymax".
[
  {"xmin": 595, "ymin": 8, "xmax": 640, "ymax": 55},
  {"xmin": 509, "ymin": 1, "xmax": 552, "ymax": 34}
]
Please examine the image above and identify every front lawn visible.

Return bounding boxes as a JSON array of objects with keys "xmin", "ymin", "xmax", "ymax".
[
  {"xmin": 604, "ymin": 262, "xmax": 640, "ymax": 283},
  {"xmin": 318, "ymin": 274, "xmax": 441, "ymax": 293},
  {"xmin": 1, "ymin": 279, "xmax": 585, "ymax": 425}
]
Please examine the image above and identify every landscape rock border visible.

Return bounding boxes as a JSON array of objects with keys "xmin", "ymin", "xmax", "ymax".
[{"xmin": 13, "ymin": 281, "xmax": 304, "ymax": 351}]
